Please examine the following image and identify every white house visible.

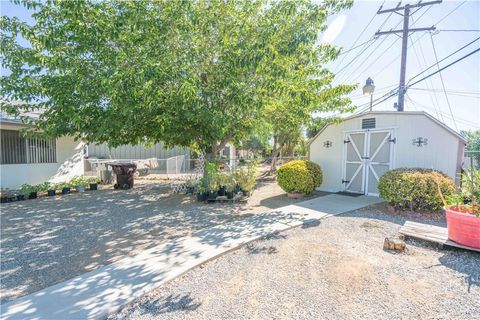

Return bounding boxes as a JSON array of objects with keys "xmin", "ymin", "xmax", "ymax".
[
  {"xmin": 308, "ymin": 111, "xmax": 467, "ymax": 196},
  {"xmin": 0, "ymin": 117, "xmax": 85, "ymax": 189}
]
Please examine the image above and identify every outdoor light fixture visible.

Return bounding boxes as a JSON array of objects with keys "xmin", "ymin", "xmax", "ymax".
[
  {"xmin": 363, "ymin": 77, "xmax": 375, "ymax": 111},
  {"xmin": 323, "ymin": 141, "xmax": 333, "ymax": 148}
]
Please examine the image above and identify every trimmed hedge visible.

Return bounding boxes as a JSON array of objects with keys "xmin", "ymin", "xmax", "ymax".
[
  {"xmin": 378, "ymin": 168, "xmax": 456, "ymax": 212},
  {"xmin": 277, "ymin": 160, "xmax": 322, "ymax": 195}
]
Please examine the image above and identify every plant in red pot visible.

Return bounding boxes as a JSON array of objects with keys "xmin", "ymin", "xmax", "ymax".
[{"xmin": 439, "ymin": 169, "xmax": 479, "ymax": 249}]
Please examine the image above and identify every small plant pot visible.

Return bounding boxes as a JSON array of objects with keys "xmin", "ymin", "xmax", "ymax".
[
  {"xmin": 186, "ymin": 186, "xmax": 194, "ymax": 195},
  {"xmin": 47, "ymin": 189, "xmax": 56, "ymax": 196},
  {"xmin": 61, "ymin": 187, "xmax": 71, "ymax": 195},
  {"xmin": 197, "ymin": 192, "xmax": 208, "ymax": 202},
  {"xmin": 17, "ymin": 195, "xmax": 25, "ymax": 201},
  {"xmin": 241, "ymin": 190, "xmax": 251, "ymax": 197},
  {"xmin": 218, "ymin": 186, "xmax": 226, "ymax": 197},
  {"xmin": 76, "ymin": 185, "xmax": 85, "ymax": 193},
  {"xmin": 29, "ymin": 192, "xmax": 38, "ymax": 199},
  {"xmin": 234, "ymin": 185, "xmax": 241, "ymax": 193},
  {"xmin": 226, "ymin": 191, "xmax": 234, "ymax": 199},
  {"xmin": 0, "ymin": 197, "xmax": 6, "ymax": 203},
  {"xmin": 89, "ymin": 183, "xmax": 98, "ymax": 191},
  {"xmin": 208, "ymin": 191, "xmax": 218, "ymax": 201},
  {"xmin": 287, "ymin": 192, "xmax": 304, "ymax": 199}
]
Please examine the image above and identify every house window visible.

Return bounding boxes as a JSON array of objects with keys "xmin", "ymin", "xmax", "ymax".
[
  {"xmin": 362, "ymin": 118, "xmax": 376, "ymax": 129},
  {"xmin": 1, "ymin": 129, "xmax": 56, "ymax": 164}
]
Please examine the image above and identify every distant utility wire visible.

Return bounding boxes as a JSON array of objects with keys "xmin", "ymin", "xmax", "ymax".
[
  {"xmin": 408, "ymin": 36, "xmax": 480, "ymax": 84},
  {"xmin": 332, "ymin": 2, "xmax": 382, "ymax": 72},
  {"xmin": 437, "ymin": 29, "xmax": 480, "ymax": 32},
  {"xmin": 407, "ymin": 48, "xmax": 480, "ymax": 88},
  {"xmin": 429, "ymin": 33, "xmax": 457, "ymax": 131}
]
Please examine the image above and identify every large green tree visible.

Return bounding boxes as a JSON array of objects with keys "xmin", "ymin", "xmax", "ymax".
[{"xmin": 1, "ymin": 0, "xmax": 353, "ymax": 159}]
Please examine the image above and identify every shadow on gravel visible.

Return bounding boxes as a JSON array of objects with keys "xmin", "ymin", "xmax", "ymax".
[
  {"xmin": 143, "ymin": 293, "xmax": 201, "ymax": 315},
  {"xmin": 245, "ymin": 243, "xmax": 278, "ymax": 255},
  {"xmin": 439, "ymin": 251, "xmax": 480, "ymax": 293}
]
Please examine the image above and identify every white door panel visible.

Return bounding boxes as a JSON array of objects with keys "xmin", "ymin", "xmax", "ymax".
[{"xmin": 343, "ymin": 130, "xmax": 394, "ymax": 196}]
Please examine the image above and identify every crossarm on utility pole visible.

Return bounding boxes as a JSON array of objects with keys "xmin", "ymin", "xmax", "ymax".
[
  {"xmin": 377, "ymin": 0, "xmax": 442, "ymax": 14},
  {"xmin": 375, "ymin": 26, "xmax": 435, "ymax": 36}
]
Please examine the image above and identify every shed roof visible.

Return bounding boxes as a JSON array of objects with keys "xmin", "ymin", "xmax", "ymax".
[{"xmin": 307, "ymin": 111, "xmax": 467, "ymax": 146}]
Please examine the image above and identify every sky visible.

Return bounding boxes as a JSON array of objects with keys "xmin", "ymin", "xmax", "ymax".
[
  {"xmin": 321, "ymin": 0, "xmax": 480, "ymax": 132},
  {"xmin": 1, "ymin": 0, "xmax": 479, "ymax": 133}
]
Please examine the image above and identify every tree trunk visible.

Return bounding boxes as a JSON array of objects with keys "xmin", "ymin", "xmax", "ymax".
[{"xmin": 271, "ymin": 136, "xmax": 279, "ymax": 171}]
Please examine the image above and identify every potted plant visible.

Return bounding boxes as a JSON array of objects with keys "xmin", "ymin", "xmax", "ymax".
[
  {"xmin": 56, "ymin": 182, "xmax": 71, "ymax": 195},
  {"xmin": 36, "ymin": 182, "xmax": 51, "ymax": 197},
  {"xmin": 46, "ymin": 183, "xmax": 56, "ymax": 196},
  {"xmin": 439, "ymin": 169, "xmax": 479, "ymax": 249},
  {"xmin": 217, "ymin": 172, "xmax": 228, "ymax": 197},
  {"xmin": 196, "ymin": 183, "xmax": 208, "ymax": 202},
  {"xmin": 237, "ymin": 164, "xmax": 256, "ymax": 197},
  {"xmin": 71, "ymin": 176, "xmax": 88, "ymax": 193},
  {"xmin": 207, "ymin": 176, "xmax": 219, "ymax": 201},
  {"xmin": 20, "ymin": 184, "xmax": 38, "ymax": 200},
  {"xmin": 86, "ymin": 176, "xmax": 100, "ymax": 190},
  {"xmin": 225, "ymin": 175, "xmax": 236, "ymax": 200}
]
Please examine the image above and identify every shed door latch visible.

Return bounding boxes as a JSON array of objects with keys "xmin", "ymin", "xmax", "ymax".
[{"xmin": 342, "ymin": 179, "xmax": 350, "ymax": 184}]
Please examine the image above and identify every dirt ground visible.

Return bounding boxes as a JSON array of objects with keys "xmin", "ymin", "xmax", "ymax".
[
  {"xmin": 0, "ymin": 176, "xmax": 325, "ymax": 304},
  {"xmin": 111, "ymin": 206, "xmax": 480, "ymax": 320}
]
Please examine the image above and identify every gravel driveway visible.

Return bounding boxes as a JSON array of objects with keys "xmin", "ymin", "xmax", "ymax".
[
  {"xmin": 0, "ymin": 178, "xmax": 325, "ymax": 304},
  {"xmin": 110, "ymin": 207, "xmax": 480, "ymax": 320}
]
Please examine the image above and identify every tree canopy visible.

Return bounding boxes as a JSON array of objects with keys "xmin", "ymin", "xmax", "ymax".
[{"xmin": 1, "ymin": 0, "xmax": 354, "ymax": 157}]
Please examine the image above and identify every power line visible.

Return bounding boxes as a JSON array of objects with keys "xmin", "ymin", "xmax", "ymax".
[
  {"xmin": 333, "ymin": 9, "xmax": 395, "ymax": 81},
  {"xmin": 337, "ymin": 38, "xmax": 376, "ymax": 57},
  {"xmin": 372, "ymin": 2, "xmax": 466, "ymax": 79},
  {"xmin": 408, "ymin": 36, "xmax": 480, "ymax": 84},
  {"xmin": 407, "ymin": 48, "xmax": 480, "ymax": 88},
  {"xmin": 437, "ymin": 29, "xmax": 480, "ymax": 32},
  {"xmin": 332, "ymin": 2, "xmax": 383, "ymax": 72},
  {"xmin": 410, "ymin": 30, "xmax": 442, "ymax": 120}
]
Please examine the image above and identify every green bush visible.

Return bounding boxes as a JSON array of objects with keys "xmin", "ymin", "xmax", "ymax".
[
  {"xmin": 378, "ymin": 168, "xmax": 456, "ymax": 212},
  {"xmin": 277, "ymin": 160, "xmax": 323, "ymax": 195}
]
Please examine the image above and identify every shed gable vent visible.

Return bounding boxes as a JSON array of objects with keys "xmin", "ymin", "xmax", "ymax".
[{"xmin": 362, "ymin": 118, "xmax": 376, "ymax": 129}]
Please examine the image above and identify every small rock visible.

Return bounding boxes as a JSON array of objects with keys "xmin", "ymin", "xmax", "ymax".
[{"xmin": 383, "ymin": 237, "xmax": 406, "ymax": 251}]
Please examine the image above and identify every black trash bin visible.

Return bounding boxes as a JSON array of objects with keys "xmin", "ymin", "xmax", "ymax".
[{"xmin": 107, "ymin": 163, "xmax": 137, "ymax": 190}]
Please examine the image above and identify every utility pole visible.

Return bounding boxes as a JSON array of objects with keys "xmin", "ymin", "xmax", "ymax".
[{"xmin": 375, "ymin": 0, "xmax": 441, "ymax": 112}]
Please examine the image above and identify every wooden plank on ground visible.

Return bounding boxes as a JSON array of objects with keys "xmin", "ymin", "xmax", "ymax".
[{"xmin": 399, "ymin": 221, "xmax": 480, "ymax": 253}]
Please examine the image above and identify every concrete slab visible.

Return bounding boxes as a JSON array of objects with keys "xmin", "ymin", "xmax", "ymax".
[{"xmin": 0, "ymin": 194, "xmax": 383, "ymax": 320}]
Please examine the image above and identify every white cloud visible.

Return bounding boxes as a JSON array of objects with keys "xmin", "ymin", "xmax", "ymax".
[{"xmin": 321, "ymin": 15, "xmax": 347, "ymax": 44}]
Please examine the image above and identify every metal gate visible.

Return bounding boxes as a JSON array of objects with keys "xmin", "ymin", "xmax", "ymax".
[{"xmin": 343, "ymin": 129, "xmax": 395, "ymax": 196}]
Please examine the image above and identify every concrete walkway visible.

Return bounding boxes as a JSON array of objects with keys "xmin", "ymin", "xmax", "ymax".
[{"xmin": 0, "ymin": 194, "xmax": 382, "ymax": 320}]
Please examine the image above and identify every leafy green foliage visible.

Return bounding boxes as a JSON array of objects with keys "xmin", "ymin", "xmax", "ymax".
[
  {"xmin": 464, "ymin": 130, "xmax": 480, "ymax": 169},
  {"xmin": 445, "ymin": 169, "xmax": 479, "ymax": 216},
  {"xmin": 277, "ymin": 160, "xmax": 322, "ymax": 195},
  {"xmin": 1, "ymin": 0, "xmax": 354, "ymax": 157},
  {"xmin": 378, "ymin": 168, "xmax": 456, "ymax": 212}
]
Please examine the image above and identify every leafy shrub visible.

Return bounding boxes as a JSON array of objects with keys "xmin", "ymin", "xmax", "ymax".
[
  {"xmin": 378, "ymin": 168, "xmax": 456, "ymax": 212},
  {"xmin": 277, "ymin": 160, "xmax": 323, "ymax": 195}
]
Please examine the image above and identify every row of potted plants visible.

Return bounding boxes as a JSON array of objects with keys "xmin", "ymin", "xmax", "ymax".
[
  {"xmin": 1, "ymin": 176, "xmax": 101, "ymax": 203},
  {"xmin": 190, "ymin": 162, "xmax": 257, "ymax": 202}
]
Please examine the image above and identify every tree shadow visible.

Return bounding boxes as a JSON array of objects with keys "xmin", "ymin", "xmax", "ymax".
[
  {"xmin": 143, "ymin": 293, "xmax": 201, "ymax": 314},
  {"xmin": 438, "ymin": 250, "xmax": 480, "ymax": 293}
]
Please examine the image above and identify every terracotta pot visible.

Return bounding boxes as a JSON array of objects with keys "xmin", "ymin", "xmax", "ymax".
[
  {"xmin": 287, "ymin": 192, "xmax": 304, "ymax": 199},
  {"xmin": 445, "ymin": 207, "xmax": 480, "ymax": 249}
]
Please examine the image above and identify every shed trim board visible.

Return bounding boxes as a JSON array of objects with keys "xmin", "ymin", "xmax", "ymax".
[
  {"xmin": 307, "ymin": 111, "xmax": 467, "ymax": 147},
  {"xmin": 308, "ymin": 111, "xmax": 466, "ymax": 196}
]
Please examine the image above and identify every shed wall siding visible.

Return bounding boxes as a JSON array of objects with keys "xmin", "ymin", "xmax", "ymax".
[{"xmin": 309, "ymin": 113, "xmax": 462, "ymax": 193}]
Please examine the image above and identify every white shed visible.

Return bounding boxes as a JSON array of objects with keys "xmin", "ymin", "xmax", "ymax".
[{"xmin": 308, "ymin": 111, "xmax": 467, "ymax": 196}]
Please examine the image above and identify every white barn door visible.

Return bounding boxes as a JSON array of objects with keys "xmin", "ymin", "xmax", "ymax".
[{"xmin": 343, "ymin": 130, "xmax": 394, "ymax": 196}]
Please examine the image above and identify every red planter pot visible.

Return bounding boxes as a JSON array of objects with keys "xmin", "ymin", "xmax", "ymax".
[{"xmin": 445, "ymin": 208, "xmax": 480, "ymax": 249}]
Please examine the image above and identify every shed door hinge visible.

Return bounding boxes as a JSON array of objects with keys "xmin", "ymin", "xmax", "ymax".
[
  {"xmin": 388, "ymin": 138, "xmax": 396, "ymax": 144},
  {"xmin": 344, "ymin": 139, "xmax": 351, "ymax": 144},
  {"xmin": 342, "ymin": 179, "xmax": 350, "ymax": 184}
]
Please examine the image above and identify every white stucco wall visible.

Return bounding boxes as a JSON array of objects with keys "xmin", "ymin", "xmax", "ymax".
[
  {"xmin": 0, "ymin": 123, "xmax": 84, "ymax": 189},
  {"xmin": 308, "ymin": 112, "xmax": 465, "ymax": 193}
]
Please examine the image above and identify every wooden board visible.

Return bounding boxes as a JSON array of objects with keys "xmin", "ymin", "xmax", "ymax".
[{"xmin": 399, "ymin": 221, "xmax": 480, "ymax": 253}]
